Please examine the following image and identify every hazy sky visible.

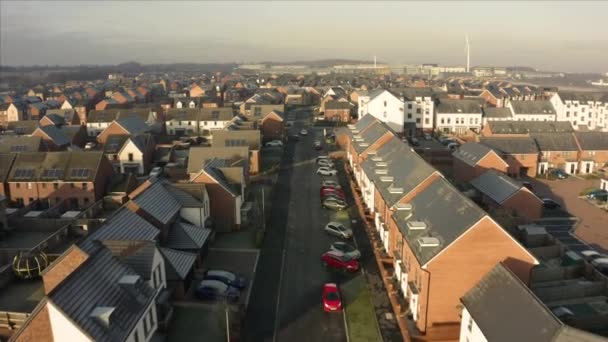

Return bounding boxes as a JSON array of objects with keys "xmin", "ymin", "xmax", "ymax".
[{"xmin": 1, "ymin": 1, "xmax": 607, "ymax": 72}]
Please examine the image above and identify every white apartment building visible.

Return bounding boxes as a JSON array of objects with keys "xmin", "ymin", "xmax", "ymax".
[
  {"xmin": 435, "ymin": 99, "xmax": 483, "ymax": 135},
  {"xmin": 358, "ymin": 89, "xmax": 404, "ymax": 133},
  {"xmin": 401, "ymin": 88, "xmax": 436, "ymax": 135},
  {"xmin": 553, "ymin": 92, "xmax": 608, "ymax": 132},
  {"xmin": 508, "ymin": 100, "xmax": 557, "ymax": 122}
]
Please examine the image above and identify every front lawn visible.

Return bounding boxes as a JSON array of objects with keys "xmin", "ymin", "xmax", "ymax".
[{"xmin": 342, "ymin": 275, "xmax": 382, "ymax": 342}]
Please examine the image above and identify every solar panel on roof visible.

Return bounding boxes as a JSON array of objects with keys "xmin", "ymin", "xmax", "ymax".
[
  {"xmin": 14, "ymin": 168, "xmax": 34, "ymax": 180},
  {"xmin": 70, "ymin": 168, "xmax": 90, "ymax": 179},
  {"xmin": 9, "ymin": 145, "xmax": 27, "ymax": 152},
  {"xmin": 41, "ymin": 168, "xmax": 64, "ymax": 179}
]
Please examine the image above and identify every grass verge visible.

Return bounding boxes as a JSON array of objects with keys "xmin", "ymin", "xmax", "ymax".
[
  {"xmin": 167, "ymin": 305, "xmax": 225, "ymax": 342},
  {"xmin": 342, "ymin": 275, "xmax": 382, "ymax": 342}
]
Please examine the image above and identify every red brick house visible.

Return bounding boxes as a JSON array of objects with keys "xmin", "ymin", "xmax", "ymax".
[
  {"xmin": 96, "ymin": 115, "xmax": 151, "ymax": 145},
  {"xmin": 471, "ymin": 170, "xmax": 543, "ymax": 220},
  {"xmin": 6, "ymin": 151, "xmax": 113, "ymax": 208},
  {"xmin": 479, "ymin": 137, "xmax": 540, "ymax": 178},
  {"xmin": 259, "ymin": 110, "xmax": 285, "ymax": 141},
  {"xmin": 574, "ymin": 132, "xmax": 608, "ymax": 174},
  {"xmin": 452, "ymin": 142, "xmax": 509, "ymax": 183},
  {"xmin": 324, "ymin": 100, "xmax": 352, "ymax": 122}
]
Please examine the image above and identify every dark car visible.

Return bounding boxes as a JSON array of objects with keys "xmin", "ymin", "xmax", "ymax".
[
  {"xmin": 195, "ymin": 280, "xmax": 240, "ymax": 302},
  {"xmin": 408, "ymin": 137, "xmax": 420, "ymax": 147},
  {"xmin": 521, "ymin": 181, "xmax": 533, "ymax": 191},
  {"xmin": 203, "ymin": 270, "xmax": 247, "ymax": 289},
  {"xmin": 587, "ymin": 189, "xmax": 608, "ymax": 201},
  {"xmin": 548, "ymin": 168, "xmax": 568, "ymax": 179},
  {"xmin": 542, "ymin": 198, "xmax": 561, "ymax": 209}
]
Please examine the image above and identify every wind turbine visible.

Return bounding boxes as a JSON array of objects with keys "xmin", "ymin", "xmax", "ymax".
[{"xmin": 465, "ymin": 34, "xmax": 471, "ymax": 73}]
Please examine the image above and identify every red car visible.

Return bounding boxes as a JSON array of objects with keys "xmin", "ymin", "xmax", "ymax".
[
  {"xmin": 322, "ymin": 283, "xmax": 343, "ymax": 312},
  {"xmin": 321, "ymin": 251, "xmax": 359, "ymax": 272},
  {"xmin": 320, "ymin": 187, "xmax": 345, "ymax": 198}
]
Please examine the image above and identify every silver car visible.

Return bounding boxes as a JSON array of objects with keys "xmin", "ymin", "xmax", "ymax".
[
  {"xmin": 317, "ymin": 167, "xmax": 337, "ymax": 176},
  {"xmin": 324, "ymin": 222, "xmax": 353, "ymax": 238},
  {"xmin": 330, "ymin": 241, "xmax": 361, "ymax": 259}
]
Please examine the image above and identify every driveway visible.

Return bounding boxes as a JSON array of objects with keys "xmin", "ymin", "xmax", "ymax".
[
  {"xmin": 243, "ymin": 109, "xmax": 348, "ymax": 342},
  {"xmin": 527, "ymin": 176, "xmax": 608, "ymax": 253}
]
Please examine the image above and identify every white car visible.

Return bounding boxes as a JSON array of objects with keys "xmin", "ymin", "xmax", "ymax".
[
  {"xmin": 300, "ymin": 129, "xmax": 308, "ymax": 136},
  {"xmin": 322, "ymin": 180, "xmax": 341, "ymax": 188},
  {"xmin": 324, "ymin": 222, "xmax": 353, "ymax": 239},
  {"xmin": 581, "ymin": 250, "xmax": 602, "ymax": 262},
  {"xmin": 316, "ymin": 155, "xmax": 330, "ymax": 163},
  {"xmin": 330, "ymin": 242, "xmax": 361, "ymax": 259},
  {"xmin": 317, "ymin": 167, "xmax": 337, "ymax": 176},
  {"xmin": 318, "ymin": 159, "xmax": 334, "ymax": 168},
  {"xmin": 150, "ymin": 167, "xmax": 163, "ymax": 178},
  {"xmin": 266, "ymin": 140, "xmax": 283, "ymax": 147}
]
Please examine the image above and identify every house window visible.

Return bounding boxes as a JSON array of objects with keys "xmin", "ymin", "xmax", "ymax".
[
  {"xmin": 54, "ymin": 183, "xmax": 59, "ymax": 190},
  {"xmin": 566, "ymin": 111, "xmax": 570, "ymax": 117},
  {"xmin": 467, "ymin": 316, "xmax": 473, "ymax": 332},
  {"xmin": 425, "ymin": 118, "xmax": 429, "ymax": 124},
  {"xmin": 16, "ymin": 198, "xmax": 24, "ymax": 206},
  {"xmin": 134, "ymin": 330, "xmax": 140, "ymax": 342},
  {"xmin": 408, "ymin": 104, "xmax": 412, "ymax": 109},
  {"xmin": 407, "ymin": 114, "xmax": 412, "ymax": 119},
  {"xmin": 384, "ymin": 101, "xmax": 387, "ymax": 107},
  {"xmin": 416, "ymin": 118, "xmax": 421, "ymax": 123},
  {"xmin": 416, "ymin": 108, "xmax": 421, "ymax": 114},
  {"xmin": 42, "ymin": 183, "xmax": 47, "ymax": 189},
  {"xmin": 188, "ymin": 121, "xmax": 192, "ymax": 126},
  {"xmin": 83, "ymin": 197, "xmax": 90, "ymax": 205},
  {"xmin": 128, "ymin": 153, "xmax": 134, "ymax": 162},
  {"xmin": 13, "ymin": 183, "xmax": 19, "ymax": 189},
  {"xmin": 441, "ymin": 118, "xmax": 445, "ymax": 124},
  {"xmin": 82, "ymin": 183, "xmax": 88, "ymax": 190},
  {"xmin": 70, "ymin": 183, "xmax": 75, "ymax": 188},
  {"xmin": 144, "ymin": 313, "xmax": 149, "ymax": 336}
]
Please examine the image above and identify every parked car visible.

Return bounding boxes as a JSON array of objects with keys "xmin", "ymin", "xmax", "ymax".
[
  {"xmin": 423, "ymin": 133, "xmax": 432, "ymax": 141},
  {"xmin": 195, "ymin": 280, "xmax": 240, "ymax": 302},
  {"xmin": 440, "ymin": 137, "xmax": 457, "ymax": 146},
  {"xmin": 149, "ymin": 166, "xmax": 163, "ymax": 178},
  {"xmin": 408, "ymin": 137, "xmax": 420, "ymax": 147},
  {"xmin": 330, "ymin": 241, "xmax": 361, "ymax": 259},
  {"xmin": 316, "ymin": 155, "xmax": 330, "ymax": 163},
  {"xmin": 321, "ymin": 251, "xmax": 359, "ymax": 272},
  {"xmin": 318, "ymin": 159, "xmax": 335, "ymax": 168},
  {"xmin": 300, "ymin": 129, "xmax": 308, "ymax": 136},
  {"xmin": 322, "ymin": 283, "xmax": 343, "ymax": 312},
  {"xmin": 84, "ymin": 142, "xmax": 97, "ymax": 150},
  {"xmin": 203, "ymin": 270, "xmax": 247, "ymax": 289},
  {"xmin": 548, "ymin": 168, "xmax": 568, "ymax": 179},
  {"xmin": 266, "ymin": 140, "xmax": 283, "ymax": 147},
  {"xmin": 314, "ymin": 141, "xmax": 323, "ymax": 150},
  {"xmin": 323, "ymin": 197, "xmax": 348, "ymax": 210},
  {"xmin": 324, "ymin": 222, "xmax": 353, "ymax": 238},
  {"xmin": 321, "ymin": 187, "xmax": 345, "ymax": 199},
  {"xmin": 322, "ymin": 180, "xmax": 341, "ymax": 188},
  {"xmin": 581, "ymin": 250, "xmax": 603, "ymax": 262},
  {"xmin": 447, "ymin": 142, "xmax": 460, "ymax": 151},
  {"xmin": 521, "ymin": 181, "xmax": 533, "ymax": 191},
  {"xmin": 590, "ymin": 257, "xmax": 608, "ymax": 269},
  {"xmin": 542, "ymin": 198, "xmax": 561, "ymax": 209},
  {"xmin": 587, "ymin": 189, "xmax": 608, "ymax": 200},
  {"xmin": 317, "ymin": 167, "xmax": 337, "ymax": 176}
]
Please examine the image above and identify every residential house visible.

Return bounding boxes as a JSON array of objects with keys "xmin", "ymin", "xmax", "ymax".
[
  {"xmin": 174, "ymin": 97, "xmax": 200, "ymax": 109},
  {"xmin": 241, "ymin": 103, "xmax": 284, "ymax": 119},
  {"xmin": 479, "ymin": 137, "xmax": 540, "ymax": 177},
  {"xmin": 11, "ymin": 243, "xmax": 158, "ymax": 342},
  {"xmin": 0, "ymin": 103, "xmax": 23, "ymax": 128},
  {"xmin": 6, "ymin": 151, "xmax": 113, "ymax": 208},
  {"xmin": 553, "ymin": 92, "xmax": 608, "ymax": 132},
  {"xmin": 87, "ymin": 109, "xmax": 157, "ymax": 137},
  {"xmin": 508, "ymin": 100, "xmax": 557, "ymax": 122},
  {"xmin": 532, "ymin": 133, "xmax": 580, "ymax": 175},
  {"xmin": 0, "ymin": 153, "xmax": 16, "ymax": 198},
  {"xmin": 258, "ymin": 109, "xmax": 285, "ymax": 141},
  {"xmin": 452, "ymin": 142, "xmax": 509, "ymax": 183},
  {"xmin": 44, "ymin": 109, "xmax": 80, "ymax": 125},
  {"xmin": 0, "ymin": 135, "xmax": 44, "ymax": 154},
  {"xmin": 5, "ymin": 120, "xmax": 40, "ymax": 135},
  {"xmin": 482, "ymin": 106, "xmax": 513, "ymax": 124},
  {"xmin": 96, "ymin": 115, "xmax": 152, "ymax": 145},
  {"xmin": 31, "ymin": 125, "xmax": 71, "ymax": 151},
  {"xmin": 324, "ymin": 100, "xmax": 352, "ymax": 122},
  {"xmin": 103, "ymin": 134, "xmax": 155, "ymax": 175},
  {"xmin": 197, "ymin": 108, "xmax": 233, "ymax": 137},
  {"xmin": 347, "ymin": 117, "xmax": 395, "ymax": 185},
  {"xmin": 165, "ymin": 108, "xmax": 199, "ymax": 137},
  {"xmin": 188, "ymin": 148, "xmax": 248, "ymax": 231},
  {"xmin": 400, "ymin": 87, "xmax": 438, "ymax": 135},
  {"xmin": 574, "ymin": 132, "xmax": 608, "ymax": 174},
  {"xmin": 28, "ymin": 102, "xmax": 47, "ymax": 120},
  {"xmin": 189, "ymin": 83, "xmax": 207, "ymax": 98},
  {"xmin": 435, "ymin": 99, "xmax": 483, "ymax": 135},
  {"xmin": 211, "ymin": 130, "xmax": 261, "ymax": 175},
  {"xmin": 470, "ymin": 170, "xmax": 543, "ymax": 221},
  {"xmin": 357, "ymin": 89, "xmax": 405, "ymax": 133},
  {"xmin": 459, "ymin": 263, "xmax": 605, "ymax": 342}
]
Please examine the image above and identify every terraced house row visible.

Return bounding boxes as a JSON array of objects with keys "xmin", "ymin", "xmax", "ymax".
[{"xmin": 340, "ymin": 114, "xmax": 542, "ymax": 340}]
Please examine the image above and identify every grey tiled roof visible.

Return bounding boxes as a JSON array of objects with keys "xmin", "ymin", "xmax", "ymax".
[
  {"xmin": 121, "ymin": 242, "xmax": 156, "ymax": 281},
  {"xmin": 353, "ymin": 121, "xmax": 390, "ymax": 154},
  {"xmin": 511, "ymin": 100, "xmax": 556, "ymax": 115},
  {"xmin": 0, "ymin": 135, "xmax": 42, "ymax": 153},
  {"xmin": 49, "ymin": 244, "xmax": 156, "ymax": 342},
  {"xmin": 38, "ymin": 125, "xmax": 71, "ymax": 146},
  {"xmin": 487, "ymin": 121, "xmax": 574, "ymax": 134},
  {"xmin": 574, "ymin": 132, "xmax": 608, "ymax": 151},
  {"xmin": 212, "ymin": 129, "xmax": 261, "ymax": 150},
  {"xmin": 392, "ymin": 177, "xmax": 485, "ymax": 265},
  {"xmin": 559, "ymin": 91, "xmax": 607, "ymax": 103},
  {"xmin": 80, "ymin": 208, "xmax": 160, "ymax": 252},
  {"xmin": 132, "ymin": 181, "xmax": 181, "ymax": 225},
  {"xmin": 166, "ymin": 185, "xmax": 205, "ymax": 207},
  {"xmin": 483, "ymin": 107, "xmax": 512, "ymax": 118},
  {"xmin": 479, "ymin": 137, "xmax": 539, "ymax": 155},
  {"xmin": 115, "ymin": 116, "xmax": 150, "ymax": 135},
  {"xmin": 361, "ymin": 136, "xmax": 437, "ymax": 206},
  {"xmin": 470, "ymin": 170, "xmax": 525, "ymax": 204},
  {"xmin": 325, "ymin": 100, "xmax": 352, "ymax": 110},
  {"xmin": 532, "ymin": 133, "xmax": 579, "ymax": 152},
  {"xmin": 354, "ymin": 114, "xmax": 377, "ymax": 131},
  {"xmin": 166, "ymin": 222, "xmax": 211, "ymax": 250},
  {"xmin": 159, "ymin": 247, "xmax": 197, "ymax": 280},
  {"xmin": 436, "ymin": 99, "xmax": 482, "ymax": 114},
  {"xmin": 461, "ymin": 264, "xmax": 563, "ymax": 342},
  {"xmin": 203, "ymin": 158, "xmax": 239, "ymax": 197},
  {"xmin": 452, "ymin": 143, "xmax": 495, "ymax": 167},
  {"xmin": 187, "ymin": 146, "xmax": 248, "ymax": 174}
]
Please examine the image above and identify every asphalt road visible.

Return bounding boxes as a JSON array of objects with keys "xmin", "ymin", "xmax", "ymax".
[{"xmin": 243, "ymin": 108, "xmax": 348, "ymax": 342}]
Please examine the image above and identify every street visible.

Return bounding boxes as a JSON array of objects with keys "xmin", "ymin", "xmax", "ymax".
[{"xmin": 243, "ymin": 108, "xmax": 349, "ymax": 342}]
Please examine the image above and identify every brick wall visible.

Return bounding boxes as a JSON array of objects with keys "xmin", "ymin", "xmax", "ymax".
[
  {"xmin": 502, "ymin": 189, "xmax": 543, "ymax": 221},
  {"xmin": 42, "ymin": 246, "xmax": 89, "ymax": 294},
  {"xmin": 192, "ymin": 172, "xmax": 237, "ymax": 232},
  {"xmin": 503, "ymin": 153, "xmax": 538, "ymax": 177},
  {"xmin": 325, "ymin": 109, "xmax": 350, "ymax": 122},
  {"xmin": 260, "ymin": 117, "xmax": 284, "ymax": 141},
  {"xmin": 12, "ymin": 303, "xmax": 53, "ymax": 342}
]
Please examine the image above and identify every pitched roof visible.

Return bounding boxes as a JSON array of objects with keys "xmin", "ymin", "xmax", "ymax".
[
  {"xmin": 361, "ymin": 136, "xmax": 437, "ymax": 206},
  {"xmin": 461, "ymin": 263, "xmax": 563, "ymax": 342},
  {"xmin": 532, "ymin": 133, "xmax": 579, "ymax": 152},
  {"xmin": 8, "ymin": 151, "xmax": 104, "ymax": 182},
  {"xmin": 487, "ymin": 121, "xmax": 574, "ymax": 134},
  {"xmin": 203, "ymin": 158, "xmax": 239, "ymax": 196},
  {"xmin": 114, "ymin": 116, "xmax": 150, "ymax": 135},
  {"xmin": 392, "ymin": 177, "xmax": 485, "ymax": 265},
  {"xmin": 353, "ymin": 120, "xmax": 390, "ymax": 154},
  {"xmin": 452, "ymin": 142, "xmax": 496, "ymax": 167},
  {"xmin": 48, "ymin": 244, "xmax": 156, "ymax": 342},
  {"xmin": 436, "ymin": 99, "xmax": 482, "ymax": 114},
  {"xmin": 212, "ymin": 129, "xmax": 261, "ymax": 150},
  {"xmin": 36, "ymin": 125, "xmax": 71, "ymax": 146},
  {"xmin": 88, "ymin": 109, "xmax": 152, "ymax": 123},
  {"xmin": 479, "ymin": 137, "xmax": 539, "ymax": 155},
  {"xmin": 103, "ymin": 134, "xmax": 130, "ymax": 153},
  {"xmin": 0, "ymin": 135, "xmax": 42, "ymax": 153},
  {"xmin": 120, "ymin": 242, "xmax": 156, "ymax": 280},
  {"xmin": 511, "ymin": 100, "xmax": 556, "ymax": 115},
  {"xmin": 159, "ymin": 247, "xmax": 197, "ymax": 280},
  {"xmin": 558, "ymin": 91, "xmax": 607, "ymax": 103},
  {"xmin": 131, "ymin": 181, "xmax": 181, "ymax": 225},
  {"xmin": 483, "ymin": 106, "xmax": 513, "ymax": 119},
  {"xmin": 353, "ymin": 114, "xmax": 378, "ymax": 131},
  {"xmin": 80, "ymin": 208, "xmax": 160, "ymax": 252},
  {"xmin": 574, "ymin": 132, "xmax": 608, "ymax": 151},
  {"xmin": 470, "ymin": 170, "xmax": 529, "ymax": 204},
  {"xmin": 0, "ymin": 153, "xmax": 16, "ymax": 182},
  {"xmin": 325, "ymin": 100, "xmax": 352, "ymax": 110},
  {"xmin": 5, "ymin": 120, "xmax": 39, "ymax": 135},
  {"xmin": 166, "ymin": 222, "xmax": 212, "ymax": 250},
  {"xmin": 165, "ymin": 185, "xmax": 206, "ymax": 207},
  {"xmin": 187, "ymin": 146, "xmax": 248, "ymax": 174},
  {"xmin": 165, "ymin": 108, "xmax": 199, "ymax": 121},
  {"xmin": 199, "ymin": 107, "xmax": 233, "ymax": 121}
]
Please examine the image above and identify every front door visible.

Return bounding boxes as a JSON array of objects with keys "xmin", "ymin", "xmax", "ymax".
[
  {"xmin": 585, "ymin": 163, "xmax": 591, "ymax": 173},
  {"xmin": 570, "ymin": 163, "xmax": 576, "ymax": 174}
]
